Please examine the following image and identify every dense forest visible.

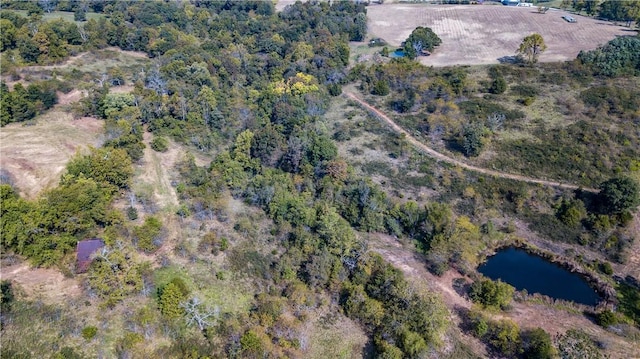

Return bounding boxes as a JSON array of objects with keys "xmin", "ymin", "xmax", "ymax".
[{"xmin": 1, "ymin": 1, "xmax": 639, "ymax": 358}]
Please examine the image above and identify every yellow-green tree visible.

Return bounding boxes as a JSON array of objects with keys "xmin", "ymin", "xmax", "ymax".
[{"xmin": 517, "ymin": 33, "xmax": 547, "ymax": 64}]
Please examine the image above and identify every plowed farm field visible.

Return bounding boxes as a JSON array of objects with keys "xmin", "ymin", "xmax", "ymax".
[{"xmin": 367, "ymin": 4, "xmax": 636, "ymax": 66}]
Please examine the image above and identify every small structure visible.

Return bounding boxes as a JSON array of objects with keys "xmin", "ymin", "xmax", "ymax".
[{"xmin": 76, "ymin": 238, "xmax": 105, "ymax": 273}]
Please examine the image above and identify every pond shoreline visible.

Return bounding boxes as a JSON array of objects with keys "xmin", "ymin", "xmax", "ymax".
[{"xmin": 478, "ymin": 242, "xmax": 615, "ymax": 309}]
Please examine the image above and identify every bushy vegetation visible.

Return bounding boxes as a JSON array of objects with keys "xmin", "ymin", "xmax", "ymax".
[
  {"xmin": 469, "ymin": 278, "xmax": 515, "ymax": 310},
  {"xmin": 0, "ymin": 122, "xmax": 135, "ymax": 268},
  {"xmin": 403, "ymin": 26, "xmax": 442, "ymax": 59},
  {"xmin": 1, "ymin": 1, "xmax": 639, "ymax": 357},
  {"xmin": 467, "ymin": 310, "xmax": 555, "ymax": 358},
  {"xmin": 0, "ymin": 81, "xmax": 58, "ymax": 125},
  {"xmin": 578, "ymin": 36, "xmax": 640, "ymax": 77}
]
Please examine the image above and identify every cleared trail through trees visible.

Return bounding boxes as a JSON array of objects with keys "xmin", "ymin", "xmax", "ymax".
[{"xmin": 345, "ymin": 92, "xmax": 599, "ymax": 193}]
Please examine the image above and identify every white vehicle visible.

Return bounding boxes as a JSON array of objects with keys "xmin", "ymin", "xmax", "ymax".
[{"xmin": 562, "ymin": 15, "xmax": 577, "ymax": 23}]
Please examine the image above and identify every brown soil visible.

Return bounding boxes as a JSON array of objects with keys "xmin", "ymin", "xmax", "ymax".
[
  {"xmin": 345, "ymin": 92, "xmax": 598, "ymax": 192},
  {"xmin": 0, "ymin": 262, "xmax": 82, "ymax": 304},
  {"xmin": 366, "ymin": 3, "xmax": 636, "ymax": 66},
  {"xmin": 57, "ymin": 89, "xmax": 84, "ymax": 105}
]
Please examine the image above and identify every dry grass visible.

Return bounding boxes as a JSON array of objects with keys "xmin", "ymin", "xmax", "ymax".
[
  {"xmin": 302, "ymin": 301, "xmax": 369, "ymax": 359},
  {"xmin": 0, "ymin": 262, "xmax": 82, "ymax": 305},
  {"xmin": 0, "ymin": 111, "xmax": 103, "ymax": 199},
  {"xmin": 366, "ymin": 3, "xmax": 635, "ymax": 66}
]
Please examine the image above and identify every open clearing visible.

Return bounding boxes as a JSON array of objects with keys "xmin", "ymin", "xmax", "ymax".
[
  {"xmin": 0, "ymin": 262, "xmax": 82, "ymax": 305},
  {"xmin": 366, "ymin": 4, "xmax": 635, "ymax": 66},
  {"xmin": 0, "ymin": 111, "xmax": 103, "ymax": 199}
]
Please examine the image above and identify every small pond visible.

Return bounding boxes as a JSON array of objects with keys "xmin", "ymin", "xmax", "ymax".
[
  {"xmin": 390, "ymin": 49, "xmax": 405, "ymax": 58},
  {"xmin": 478, "ymin": 247, "xmax": 600, "ymax": 306}
]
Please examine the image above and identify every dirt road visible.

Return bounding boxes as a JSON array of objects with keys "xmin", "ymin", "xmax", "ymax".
[{"xmin": 345, "ymin": 92, "xmax": 599, "ymax": 192}]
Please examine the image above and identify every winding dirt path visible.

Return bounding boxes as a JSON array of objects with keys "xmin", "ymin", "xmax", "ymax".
[{"xmin": 345, "ymin": 92, "xmax": 599, "ymax": 192}]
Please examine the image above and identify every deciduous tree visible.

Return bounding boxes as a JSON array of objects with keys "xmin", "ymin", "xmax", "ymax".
[
  {"xmin": 517, "ymin": 33, "xmax": 547, "ymax": 64},
  {"xmin": 403, "ymin": 26, "xmax": 441, "ymax": 59}
]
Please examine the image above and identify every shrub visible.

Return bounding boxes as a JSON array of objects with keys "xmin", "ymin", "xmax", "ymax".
[
  {"xmin": 521, "ymin": 328, "xmax": 554, "ymax": 359},
  {"xmin": 81, "ymin": 326, "xmax": 98, "ymax": 340},
  {"xmin": 511, "ymin": 84, "xmax": 539, "ymax": 98},
  {"xmin": 597, "ymin": 177, "xmax": 640, "ymax": 214},
  {"xmin": 126, "ymin": 206, "xmax": 138, "ymax": 220},
  {"xmin": 151, "ymin": 136, "xmax": 169, "ymax": 152},
  {"xmin": 599, "ymin": 261, "xmax": 613, "ymax": 275},
  {"xmin": 489, "ymin": 76, "xmax": 507, "ymax": 94},
  {"xmin": 469, "ymin": 279, "xmax": 515, "ymax": 310},
  {"xmin": 596, "ymin": 309, "xmax": 618, "ymax": 327},
  {"xmin": 372, "ymin": 80, "xmax": 390, "ymax": 96}
]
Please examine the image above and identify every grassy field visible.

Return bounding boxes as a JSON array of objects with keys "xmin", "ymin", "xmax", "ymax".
[
  {"xmin": 7, "ymin": 10, "xmax": 105, "ymax": 24},
  {"xmin": 366, "ymin": 3, "xmax": 635, "ymax": 66},
  {"xmin": 0, "ymin": 111, "xmax": 103, "ymax": 199}
]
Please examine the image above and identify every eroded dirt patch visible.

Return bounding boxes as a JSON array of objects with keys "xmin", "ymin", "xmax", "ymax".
[{"xmin": 0, "ymin": 263, "xmax": 82, "ymax": 304}]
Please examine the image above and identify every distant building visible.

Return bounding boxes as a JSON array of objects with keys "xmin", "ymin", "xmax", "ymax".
[
  {"xmin": 76, "ymin": 239, "xmax": 105, "ymax": 273},
  {"xmin": 502, "ymin": 0, "xmax": 520, "ymax": 6}
]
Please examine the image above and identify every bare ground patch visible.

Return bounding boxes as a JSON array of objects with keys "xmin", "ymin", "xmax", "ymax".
[
  {"xmin": 0, "ymin": 262, "xmax": 82, "ymax": 304},
  {"xmin": 136, "ymin": 131, "xmax": 180, "ymax": 211},
  {"xmin": 0, "ymin": 111, "xmax": 103, "ymax": 199},
  {"xmin": 366, "ymin": 4, "xmax": 635, "ymax": 66}
]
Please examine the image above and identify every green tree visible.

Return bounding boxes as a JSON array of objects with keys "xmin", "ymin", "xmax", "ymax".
[
  {"xmin": 64, "ymin": 147, "xmax": 133, "ymax": 192},
  {"xmin": 74, "ymin": 8, "xmax": 87, "ymax": 22},
  {"xmin": 517, "ymin": 33, "xmax": 547, "ymax": 64},
  {"xmin": 489, "ymin": 76, "xmax": 507, "ymax": 94},
  {"xmin": 556, "ymin": 199, "xmax": 587, "ymax": 227},
  {"xmin": 488, "ymin": 319, "xmax": 522, "ymax": 357},
  {"xmin": 371, "ymin": 80, "xmax": 390, "ymax": 96},
  {"xmin": 469, "ymin": 278, "xmax": 515, "ymax": 310},
  {"xmin": 87, "ymin": 245, "xmax": 143, "ymax": 307},
  {"xmin": 598, "ymin": 177, "xmax": 640, "ymax": 214},
  {"xmin": 461, "ymin": 122, "xmax": 487, "ymax": 157},
  {"xmin": 522, "ymin": 328, "xmax": 555, "ymax": 359},
  {"xmin": 158, "ymin": 280, "xmax": 189, "ymax": 319},
  {"xmin": 0, "ymin": 280, "xmax": 14, "ymax": 313},
  {"xmin": 403, "ymin": 26, "xmax": 441, "ymax": 59},
  {"xmin": 351, "ymin": 12, "xmax": 367, "ymax": 41},
  {"xmin": 150, "ymin": 136, "xmax": 169, "ymax": 152},
  {"xmin": 240, "ymin": 329, "xmax": 266, "ymax": 358},
  {"xmin": 134, "ymin": 216, "xmax": 163, "ymax": 253}
]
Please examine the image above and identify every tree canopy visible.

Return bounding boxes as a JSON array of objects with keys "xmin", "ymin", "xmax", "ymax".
[
  {"xmin": 517, "ymin": 33, "xmax": 547, "ymax": 64},
  {"xmin": 403, "ymin": 26, "xmax": 442, "ymax": 60},
  {"xmin": 598, "ymin": 176, "xmax": 640, "ymax": 214}
]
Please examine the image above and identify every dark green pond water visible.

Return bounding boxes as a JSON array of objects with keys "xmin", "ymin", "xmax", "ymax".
[{"xmin": 478, "ymin": 247, "xmax": 600, "ymax": 306}]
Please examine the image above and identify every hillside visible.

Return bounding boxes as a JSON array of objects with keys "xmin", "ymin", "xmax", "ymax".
[{"xmin": 1, "ymin": 1, "xmax": 639, "ymax": 358}]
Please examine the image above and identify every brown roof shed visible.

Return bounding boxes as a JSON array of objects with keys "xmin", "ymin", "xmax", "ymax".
[{"xmin": 76, "ymin": 239, "xmax": 105, "ymax": 273}]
